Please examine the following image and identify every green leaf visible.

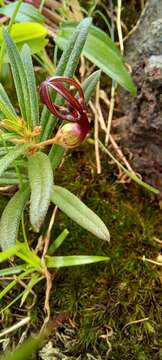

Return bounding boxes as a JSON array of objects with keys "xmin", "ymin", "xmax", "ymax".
[
  {"xmin": 47, "ymin": 18, "xmax": 93, "ymax": 167},
  {"xmin": 0, "ymin": 147, "xmax": 14, "ymax": 156},
  {"xmin": 1, "ymin": 330, "xmax": 48, "ymax": 360},
  {"xmin": 82, "ymin": 69, "xmax": 101, "ymax": 103},
  {"xmin": 46, "ymin": 255, "xmax": 110, "ymax": 268},
  {"xmin": 0, "ymin": 23, "xmax": 48, "ymax": 56},
  {"xmin": 0, "ymin": 170, "xmax": 27, "ymax": 185},
  {"xmin": 28, "ymin": 151, "xmax": 53, "ymax": 232},
  {"xmin": 0, "ymin": 177, "xmax": 23, "ymax": 185},
  {"xmin": 0, "ymin": 269, "xmax": 32, "ymax": 303},
  {"xmin": 20, "ymin": 274, "xmax": 43, "ymax": 307},
  {"xmin": 40, "ymin": 17, "xmax": 92, "ymax": 141},
  {"xmin": 0, "ymin": 245, "xmax": 20, "ymax": 262},
  {"xmin": 0, "ymin": 144, "xmax": 28, "ymax": 178},
  {"xmin": 0, "ymin": 186, "xmax": 30, "ymax": 250},
  {"xmin": 0, "ymin": 132, "xmax": 19, "ymax": 142},
  {"xmin": 4, "ymin": 30, "xmax": 31, "ymax": 123},
  {"xmin": 48, "ymin": 229, "xmax": 69, "ymax": 254},
  {"xmin": 0, "ymin": 83, "xmax": 17, "ymax": 118},
  {"xmin": 0, "ymin": 264, "xmax": 26, "ymax": 276},
  {"xmin": 1, "ymin": 291, "xmax": 25, "ymax": 313},
  {"xmin": 49, "ymin": 144, "xmax": 65, "ymax": 170},
  {"xmin": 51, "ymin": 186, "xmax": 110, "ymax": 241},
  {"xmin": 16, "ymin": 244, "xmax": 41, "ymax": 267},
  {"xmin": 21, "ymin": 44, "xmax": 39, "ymax": 127},
  {"xmin": 0, "ymin": 2, "xmax": 44, "ymax": 23},
  {"xmin": 56, "ymin": 22, "xmax": 136, "ymax": 95},
  {"xmin": 0, "ymin": 279, "xmax": 18, "ymax": 302},
  {"xmin": 0, "ymin": 90, "xmax": 18, "ymax": 123}
]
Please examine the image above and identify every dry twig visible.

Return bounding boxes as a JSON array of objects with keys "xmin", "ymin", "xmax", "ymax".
[
  {"xmin": 90, "ymin": 96, "xmax": 102, "ymax": 174},
  {"xmin": 105, "ymin": 85, "xmax": 116, "ymax": 145}
]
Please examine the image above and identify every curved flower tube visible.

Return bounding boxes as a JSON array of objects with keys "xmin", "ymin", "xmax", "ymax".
[{"xmin": 39, "ymin": 77, "xmax": 90, "ymax": 148}]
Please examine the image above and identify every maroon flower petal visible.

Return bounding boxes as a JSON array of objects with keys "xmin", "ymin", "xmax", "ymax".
[
  {"xmin": 39, "ymin": 76, "xmax": 90, "ymax": 148},
  {"xmin": 49, "ymin": 77, "xmax": 85, "ymax": 107}
]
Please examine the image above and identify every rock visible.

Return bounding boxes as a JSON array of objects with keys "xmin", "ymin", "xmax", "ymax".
[{"xmin": 117, "ymin": 0, "xmax": 162, "ymax": 195}]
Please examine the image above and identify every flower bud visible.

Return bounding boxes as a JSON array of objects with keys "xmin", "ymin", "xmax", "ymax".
[{"xmin": 54, "ymin": 122, "xmax": 86, "ymax": 149}]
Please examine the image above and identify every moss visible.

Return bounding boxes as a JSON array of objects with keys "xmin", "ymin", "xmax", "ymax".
[
  {"xmin": 38, "ymin": 145, "xmax": 162, "ymax": 359},
  {"xmin": 0, "ymin": 144, "xmax": 161, "ymax": 359}
]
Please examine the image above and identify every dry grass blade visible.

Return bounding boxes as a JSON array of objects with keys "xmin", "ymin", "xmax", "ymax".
[
  {"xmin": 42, "ymin": 206, "xmax": 58, "ymax": 257},
  {"xmin": 122, "ymin": 317, "xmax": 149, "ymax": 331},
  {"xmin": 0, "ymin": 317, "xmax": 30, "ymax": 338},
  {"xmin": 109, "ymin": 135, "xmax": 136, "ymax": 174},
  {"xmin": 117, "ymin": 0, "xmax": 124, "ymax": 55},
  {"xmin": 90, "ymin": 100, "xmax": 101, "ymax": 174},
  {"xmin": 105, "ymin": 84, "xmax": 116, "ymax": 145}
]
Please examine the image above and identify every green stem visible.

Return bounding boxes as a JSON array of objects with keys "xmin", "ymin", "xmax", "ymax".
[
  {"xmin": 14, "ymin": 163, "xmax": 23, "ymax": 188},
  {"xmin": 0, "ymin": 0, "xmax": 23, "ymax": 71},
  {"xmin": 21, "ymin": 212, "xmax": 28, "ymax": 247},
  {"xmin": 35, "ymin": 50, "xmax": 55, "ymax": 75}
]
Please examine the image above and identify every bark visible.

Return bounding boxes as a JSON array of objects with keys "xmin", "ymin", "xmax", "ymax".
[{"xmin": 117, "ymin": 0, "xmax": 162, "ymax": 195}]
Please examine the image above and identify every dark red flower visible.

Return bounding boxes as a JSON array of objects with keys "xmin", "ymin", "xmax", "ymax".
[{"xmin": 39, "ymin": 77, "xmax": 89, "ymax": 148}]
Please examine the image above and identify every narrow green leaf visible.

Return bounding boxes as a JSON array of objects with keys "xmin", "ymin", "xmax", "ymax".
[
  {"xmin": 17, "ymin": 251, "xmax": 40, "ymax": 267},
  {"xmin": 40, "ymin": 17, "xmax": 92, "ymax": 141},
  {"xmin": 0, "ymin": 83, "xmax": 17, "ymax": 117},
  {"xmin": 0, "ymin": 177, "xmax": 22, "ymax": 185},
  {"xmin": 0, "ymin": 279, "xmax": 17, "ymax": 302},
  {"xmin": 4, "ymin": 30, "xmax": 31, "ymax": 123},
  {"xmin": 21, "ymin": 44, "xmax": 39, "ymax": 127},
  {"xmin": 0, "ymin": 2, "xmax": 44, "ymax": 24},
  {"xmin": 20, "ymin": 274, "xmax": 43, "ymax": 307},
  {"xmin": 0, "ymin": 171, "xmax": 27, "ymax": 186},
  {"xmin": 1, "ymin": 329, "xmax": 48, "ymax": 360},
  {"xmin": 56, "ymin": 17, "xmax": 92, "ymax": 79},
  {"xmin": 2, "ymin": 170, "xmax": 26, "ymax": 179},
  {"xmin": 0, "ymin": 91, "xmax": 18, "ymax": 123},
  {"xmin": 48, "ymin": 229, "xmax": 69, "ymax": 255},
  {"xmin": 0, "ymin": 186, "xmax": 30, "ymax": 250},
  {"xmin": 0, "ymin": 245, "xmax": 20, "ymax": 262},
  {"xmin": 0, "ymin": 146, "xmax": 14, "ymax": 156},
  {"xmin": 28, "ymin": 151, "xmax": 53, "ymax": 232},
  {"xmin": 0, "ymin": 144, "xmax": 28, "ymax": 178},
  {"xmin": 63, "ymin": 17, "xmax": 92, "ymax": 78},
  {"xmin": 56, "ymin": 22, "xmax": 136, "ymax": 95},
  {"xmin": 46, "ymin": 255, "xmax": 110, "ymax": 268},
  {"xmin": 51, "ymin": 186, "xmax": 110, "ymax": 241},
  {"xmin": 49, "ymin": 144, "xmax": 65, "ymax": 171},
  {"xmin": 0, "ymin": 132, "xmax": 19, "ymax": 142},
  {"xmin": 1, "ymin": 290, "xmax": 25, "ymax": 313},
  {"xmin": 0, "ymin": 265, "xmax": 27, "ymax": 276},
  {"xmin": 16, "ymin": 242, "xmax": 41, "ymax": 267},
  {"xmin": 0, "ymin": 268, "xmax": 32, "ymax": 301},
  {"xmin": 82, "ymin": 69, "xmax": 101, "ymax": 103}
]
